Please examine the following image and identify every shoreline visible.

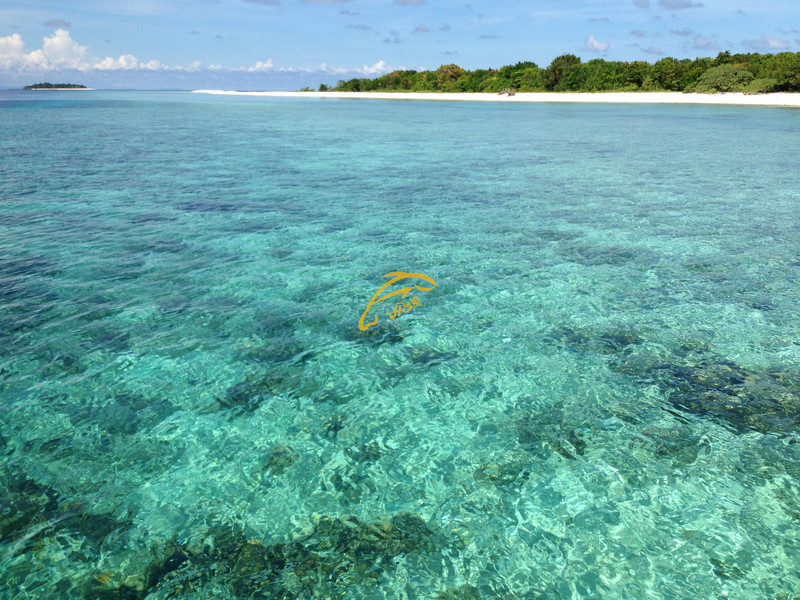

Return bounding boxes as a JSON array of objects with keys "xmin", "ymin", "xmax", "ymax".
[{"xmin": 193, "ymin": 89, "xmax": 800, "ymax": 107}]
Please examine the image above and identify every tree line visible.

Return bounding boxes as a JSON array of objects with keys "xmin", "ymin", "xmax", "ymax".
[
  {"xmin": 23, "ymin": 83, "xmax": 88, "ymax": 90},
  {"xmin": 325, "ymin": 51, "xmax": 800, "ymax": 94}
]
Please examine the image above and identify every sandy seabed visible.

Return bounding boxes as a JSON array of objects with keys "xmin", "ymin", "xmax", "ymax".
[{"xmin": 193, "ymin": 89, "xmax": 800, "ymax": 107}]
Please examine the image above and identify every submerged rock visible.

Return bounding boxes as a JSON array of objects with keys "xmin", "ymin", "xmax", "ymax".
[
  {"xmin": 83, "ymin": 512, "xmax": 440, "ymax": 599},
  {"xmin": 660, "ymin": 360, "xmax": 800, "ymax": 435},
  {"xmin": 218, "ymin": 371, "xmax": 294, "ymax": 413},
  {"xmin": 309, "ymin": 383, "xmax": 354, "ymax": 405},
  {"xmin": 406, "ymin": 345, "xmax": 458, "ymax": 366},
  {"xmin": 125, "ymin": 237, "xmax": 189, "ymax": 255},
  {"xmin": 516, "ymin": 402, "xmax": 591, "ymax": 461},
  {"xmin": 253, "ymin": 313, "xmax": 298, "ymax": 338},
  {"xmin": 299, "ymin": 513, "xmax": 436, "ymax": 566},
  {"xmin": 70, "ymin": 393, "xmax": 174, "ymax": 437},
  {"xmin": 559, "ymin": 243, "xmax": 658, "ymax": 267},
  {"xmin": 319, "ymin": 414, "xmax": 347, "ymax": 439},
  {"xmin": 261, "ymin": 444, "xmax": 301, "ymax": 476},
  {"xmin": 0, "ymin": 468, "xmax": 60, "ymax": 545},
  {"xmin": 36, "ymin": 350, "xmax": 86, "ymax": 378},
  {"xmin": 0, "ymin": 254, "xmax": 60, "ymax": 278},
  {"xmin": 639, "ymin": 425, "xmax": 704, "ymax": 465},
  {"xmin": 549, "ymin": 324, "xmax": 642, "ymax": 355},
  {"xmin": 177, "ymin": 200, "xmax": 243, "ymax": 213},
  {"xmin": 1, "ymin": 479, "xmax": 128, "ymax": 573},
  {"xmin": 236, "ymin": 336, "xmax": 312, "ymax": 365},
  {"xmin": 83, "ymin": 326, "xmax": 131, "ymax": 353},
  {"xmin": 345, "ymin": 440, "xmax": 385, "ymax": 463},
  {"xmin": 435, "ymin": 584, "xmax": 482, "ymax": 600},
  {"xmin": 321, "ymin": 467, "xmax": 377, "ymax": 505},
  {"xmin": 473, "ymin": 453, "xmax": 531, "ymax": 487},
  {"xmin": 342, "ymin": 320, "xmax": 405, "ymax": 347},
  {"xmin": 65, "ymin": 510, "xmax": 133, "ymax": 547},
  {"xmin": 83, "ymin": 538, "xmax": 190, "ymax": 600},
  {"xmin": 615, "ymin": 348, "xmax": 800, "ymax": 435}
]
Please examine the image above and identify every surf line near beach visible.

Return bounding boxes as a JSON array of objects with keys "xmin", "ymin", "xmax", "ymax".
[{"xmin": 193, "ymin": 89, "xmax": 800, "ymax": 107}]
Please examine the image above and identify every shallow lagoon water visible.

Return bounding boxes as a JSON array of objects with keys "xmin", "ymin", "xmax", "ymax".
[{"xmin": 1, "ymin": 91, "xmax": 800, "ymax": 599}]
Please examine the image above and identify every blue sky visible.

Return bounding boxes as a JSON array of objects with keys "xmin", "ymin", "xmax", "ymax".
[{"xmin": 1, "ymin": 0, "xmax": 798, "ymax": 89}]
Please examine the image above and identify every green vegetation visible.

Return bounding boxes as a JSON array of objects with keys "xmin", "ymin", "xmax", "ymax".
[
  {"xmin": 685, "ymin": 64, "xmax": 754, "ymax": 93},
  {"xmin": 23, "ymin": 82, "xmax": 87, "ymax": 90},
  {"xmin": 330, "ymin": 51, "xmax": 800, "ymax": 94}
]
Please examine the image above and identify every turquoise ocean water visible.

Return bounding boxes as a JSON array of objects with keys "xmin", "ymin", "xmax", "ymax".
[{"xmin": 1, "ymin": 91, "xmax": 799, "ymax": 599}]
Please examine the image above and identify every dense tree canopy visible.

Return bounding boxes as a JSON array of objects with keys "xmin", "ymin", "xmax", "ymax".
[
  {"xmin": 331, "ymin": 51, "xmax": 800, "ymax": 94},
  {"xmin": 23, "ymin": 82, "xmax": 88, "ymax": 89}
]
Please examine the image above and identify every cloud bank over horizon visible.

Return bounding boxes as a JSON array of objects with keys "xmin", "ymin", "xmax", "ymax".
[{"xmin": 0, "ymin": 29, "xmax": 394, "ymax": 89}]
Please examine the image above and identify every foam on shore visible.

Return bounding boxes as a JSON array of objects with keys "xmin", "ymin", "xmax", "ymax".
[{"xmin": 193, "ymin": 90, "xmax": 800, "ymax": 107}]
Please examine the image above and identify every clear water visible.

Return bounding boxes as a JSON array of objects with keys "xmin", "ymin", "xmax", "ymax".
[{"xmin": 1, "ymin": 91, "xmax": 800, "ymax": 599}]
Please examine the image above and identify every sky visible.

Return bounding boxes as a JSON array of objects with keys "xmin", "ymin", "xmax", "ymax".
[{"xmin": 1, "ymin": 0, "xmax": 798, "ymax": 90}]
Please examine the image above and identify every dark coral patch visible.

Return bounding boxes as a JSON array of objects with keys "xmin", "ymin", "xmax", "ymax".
[
  {"xmin": 218, "ymin": 371, "xmax": 294, "ymax": 413},
  {"xmin": 82, "ymin": 513, "xmax": 440, "ymax": 599},
  {"xmin": 517, "ymin": 402, "xmax": 591, "ymax": 461},
  {"xmin": 549, "ymin": 324, "xmax": 642, "ymax": 355},
  {"xmin": 406, "ymin": 345, "xmax": 458, "ymax": 366},
  {"xmin": 342, "ymin": 320, "xmax": 406, "ymax": 347},
  {"xmin": 660, "ymin": 361, "xmax": 800, "ymax": 435}
]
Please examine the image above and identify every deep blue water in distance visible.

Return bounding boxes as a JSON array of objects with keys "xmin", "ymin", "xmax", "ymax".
[{"xmin": 1, "ymin": 90, "xmax": 800, "ymax": 599}]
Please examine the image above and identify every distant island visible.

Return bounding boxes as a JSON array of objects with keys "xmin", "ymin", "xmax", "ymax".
[
  {"xmin": 327, "ymin": 51, "xmax": 800, "ymax": 95},
  {"xmin": 23, "ymin": 83, "xmax": 88, "ymax": 90}
]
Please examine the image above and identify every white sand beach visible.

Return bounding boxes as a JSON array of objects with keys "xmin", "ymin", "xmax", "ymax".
[{"xmin": 193, "ymin": 89, "xmax": 800, "ymax": 107}]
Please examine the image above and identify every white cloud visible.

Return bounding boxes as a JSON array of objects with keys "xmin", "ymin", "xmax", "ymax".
[
  {"xmin": 320, "ymin": 61, "xmax": 391, "ymax": 76},
  {"xmin": 333, "ymin": 61, "xmax": 391, "ymax": 76},
  {"xmin": 364, "ymin": 60, "xmax": 390, "ymax": 75},
  {"xmin": 144, "ymin": 59, "xmax": 171, "ymax": 70},
  {"xmin": 205, "ymin": 59, "xmax": 275, "ymax": 72},
  {"xmin": 248, "ymin": 60, "xmax": 275, "ymax": 72},
  {"xmin": 35, "ymin": 29, "xmax": 89, "ymax": 70},
  {"xmin": 585, "ymin": 34, "xmax": 609, "ymax": 52},
  {"xmin": 1, "ymin": 29, "xmax": 88, "ymax": 71},
  {"xmin": 95, "ymin": 54, "xmax": 140, "ymax": 70},
  {"xmin": 692, "ymin": 35, "xmax": 719, "ymax": 50},
  {"xmin": 0, "ymin": 30, "xmax": 204, "ymax": 73},
  {"xmin": 93, "ymin": 55, "xmax": 194, "ymax": 71},
  {"xmin": 283, "ymin": 60, "xmax": 391, "ymax": 77},
  {"xmin": 0, "ymin": 33, "xmax": 25, "ymax": 70},
  {"xmin": 0, "ymin": 30, "xmax": 386, "ymax": 81},
  {"xmin": 743, "ymin": 35, "xmax": 789, "ymax": 50}
]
